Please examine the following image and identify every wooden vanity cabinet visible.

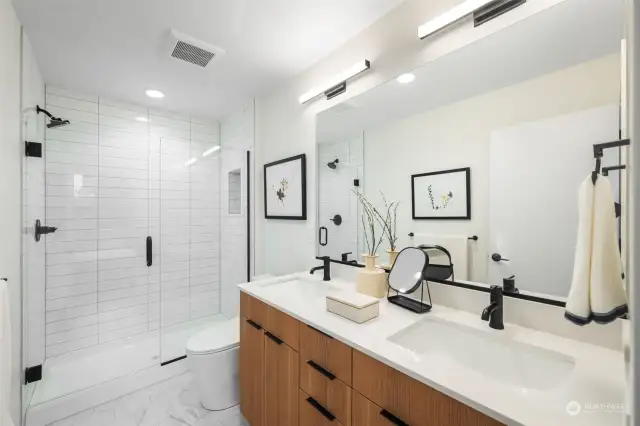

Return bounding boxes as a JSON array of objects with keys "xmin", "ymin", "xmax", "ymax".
[
  {"xmin": 240, "ymin": 292, "xmax": 503, "ymax": 426},
  {"xmin": 239, "ymin": 316, "xmax": 265, "ymax": 426},
  {"xmin": 353, "ymin": 350, "xmax": 502, "ymax": 426},
  {"xmin": 264, "ymin": 332, "xmax": 299, "ymax": 426}
]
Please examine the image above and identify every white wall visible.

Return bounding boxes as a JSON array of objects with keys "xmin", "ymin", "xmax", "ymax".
[
  {"xmin": 255, "ymin": 0, "xmax": 569, "ymax": 276},
  {"xmin": 20, "ymin": 32, "xmax": 45, "ymax": 416},
  {"xmin": 0, "ymin": 0, "xmax": 24, "ymax": 424},
  {"xmin": 362, "ymin": 55, "xmax": 620, "ymax": 283}
]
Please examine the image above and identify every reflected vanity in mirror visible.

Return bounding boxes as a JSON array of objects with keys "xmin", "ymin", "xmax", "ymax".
[{"xmin": 315, "ymin": 0, "xmax": 627, "ymax": 305}]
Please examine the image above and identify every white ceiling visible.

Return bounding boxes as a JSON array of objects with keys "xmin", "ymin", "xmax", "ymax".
[
  {"xmin": 13, "ymin": 0, "xmax": 404, "ymax": 119},
  {"xmin": 318, "ymin": 0, "xmax": 624, "ymax": 142}
]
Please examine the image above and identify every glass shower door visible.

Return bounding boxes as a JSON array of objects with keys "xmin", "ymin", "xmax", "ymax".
[{"xmin": 158, "ymin": 118, "xmax": 222, "ymax": 364}]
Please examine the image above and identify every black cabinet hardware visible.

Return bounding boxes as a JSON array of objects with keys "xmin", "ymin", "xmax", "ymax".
[
  {"xmin": 306, "ymin": 360, "xmax": 335, "ymax": 380},
  {"xmin": 306, "ymin": 324, "xmax": 333, "ymax": 339},
  {"xmin": 146, "ymin": 237, "xmax": 152, "ymax": 266},
  {"xmin": 306, "ymin": 396, "xmax": 335, "ymax": 421},
  {"xmin": 0, "ymin": 278, "xmax": 7, "ymax": 282},
  {"xmin": 265, "ymin": 331, "xmax": 283, "ymax": 345},
  {"xmin": 246, "ymin": 319, "xmax": 262, "ymax": 330},
  {"xmin": 380, "ymin": 409, "xmax": 409, "ymax": 426},
  {"xmin": 319, "ymin": 226, "xmax": 328, "ymax": 246}
]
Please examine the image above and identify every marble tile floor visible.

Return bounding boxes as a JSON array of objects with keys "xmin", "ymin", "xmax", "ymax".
[{"xmin": 47, "ymin": 372, "xmax": 248, "ymax": 426}]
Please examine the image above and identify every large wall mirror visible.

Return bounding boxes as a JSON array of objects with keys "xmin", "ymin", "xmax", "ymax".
[{"xmin": 315, "ymin": 0, "xmax": 626, "ymax": 299}]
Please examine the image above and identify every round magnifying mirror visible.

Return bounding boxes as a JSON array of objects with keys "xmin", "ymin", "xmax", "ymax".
[{"xmin": 388, "ymin": 247, "xmax": 429, "ymax": 294}]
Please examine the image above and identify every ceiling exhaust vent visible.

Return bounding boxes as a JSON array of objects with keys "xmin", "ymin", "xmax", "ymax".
[{"xmin": 168, "ymin": 29, "xmax": 225, "ymax": 68}]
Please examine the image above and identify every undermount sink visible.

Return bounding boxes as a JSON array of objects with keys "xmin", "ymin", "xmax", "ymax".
[{"xmin": 387, "ymin": 317, "xmax": 575, "ymax": 391}]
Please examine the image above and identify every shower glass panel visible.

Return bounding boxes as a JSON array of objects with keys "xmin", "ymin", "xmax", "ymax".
[
  {"xmin": 317, "ymin": 134, "xmax": 364, "ymax": 260},
  {"xmin": 159, "ymin": 120, "xmax": 222, "ymax": 364}
]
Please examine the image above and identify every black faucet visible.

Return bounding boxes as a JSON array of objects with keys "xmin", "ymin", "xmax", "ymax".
[
  {"xmin": 310, "ymin": 256, "xmax": 331, "ymax": 281},
  {"xmin": 481, "ymin": 285, "xmax": 504, "ymax": 330},
  {"xmin": 341, "ymin": 252, "xmax": 358, "ymax": 265}
]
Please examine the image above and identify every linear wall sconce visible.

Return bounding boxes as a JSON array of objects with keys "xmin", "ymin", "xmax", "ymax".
[
  {"xmin": 298, "ymin": 59, "xmax": 370, "ymax": 104},
  {"xmin": 418, "ymin": 0, "xmax": 526, "ymax": 40}
]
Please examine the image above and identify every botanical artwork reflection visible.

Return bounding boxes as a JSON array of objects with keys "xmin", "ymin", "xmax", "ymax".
[
  {"xmin": 412, "ymin": 167, "xmax": 470, "ymax": 219},
  {"xmin": 428, "ymin": 185, "xmax": 454, "ymax": 210}
]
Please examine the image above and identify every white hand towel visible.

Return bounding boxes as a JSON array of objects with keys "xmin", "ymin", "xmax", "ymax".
[
  {"xmin": 565, "ymin": 176, "xmax": 628, "ymax": 325},
  {"xmin": 0, "ymin": 280, "xmax": 14, "ymax": 426}
]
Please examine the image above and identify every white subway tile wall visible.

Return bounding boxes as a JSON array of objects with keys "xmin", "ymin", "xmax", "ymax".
[
  {"xmin": 44, "ymin": 87, "xmax": 221, "ymax": 357},
  {"xmin": 317, "ymin": 136, "xmax": 363, "ymax": 261}
]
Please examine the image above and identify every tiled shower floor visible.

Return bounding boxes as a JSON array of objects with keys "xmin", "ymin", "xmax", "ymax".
[{"xmin": 47, "ymin": 372, "xmax": 247, "ymax": 426}]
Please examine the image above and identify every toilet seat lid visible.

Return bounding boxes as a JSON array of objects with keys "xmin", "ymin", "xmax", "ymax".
[{"xmin": 187, "ymin": 317, "xmax": 240, "ymax": 355}]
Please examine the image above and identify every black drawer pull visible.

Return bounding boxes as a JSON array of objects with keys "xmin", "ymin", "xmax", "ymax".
[
  {"xmin": 246, "ymin": 319, "xmax": 262, "ymax": 330},
  {"xmin": 306, "ymin": 396, "xmax": 335, "ymax": 421},
  {"xmin": 380, "ymin": 409, "xmax": 408, "ymax": 426},
  {"xmin": 265, "ymin": 331, "xmax": 283, "ymax": 345},
  {"xmin": 307, "ymin": 360, "xmax": 335, "ymax": 380},
  {"xmin": 307, "ymin": 324, "xmax": 333, "ymax": 339}
]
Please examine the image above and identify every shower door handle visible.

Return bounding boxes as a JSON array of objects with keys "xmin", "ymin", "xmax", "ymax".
[
  {"xmin": 146, "ymin": 237, "xmax": 152, "ymax": 267},
  {"xmin": 319, "ymin": 226, "xmax": 328, "ymax": 246}
]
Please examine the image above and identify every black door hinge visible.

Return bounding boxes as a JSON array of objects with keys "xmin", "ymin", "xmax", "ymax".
[
  {"xmin": 25, "ymin": 365, "xmax": 42, "ymax": 383},
  {"xmin": 25, "ymin": 141, "xmax": 43, "ymax": 158}
]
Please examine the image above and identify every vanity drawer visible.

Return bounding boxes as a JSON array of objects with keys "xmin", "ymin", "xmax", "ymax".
[
  {"xmin": 267, "ymin": 304, "xmax": 300, "ymax": 351},
  {"xmin": 352, "ymin": 390, "xmax": 409, "ymax": 426},
  {"xmin": 299, "ymin": 358, "xmax": 351, "ymax": 425},
  {"xmin": 299, "ymin": 389, "xmax": 344, "ymax": 426},
  {"xmin": 240, "ymin": 292, "xmax": 269, "ymax": 328},
  {"xmin": 353, "ymin": 350, "xmax": 503, "ymax": 426},
  {"xmin": 300, "ymin": 324, "xmax": 352, "ymax": 385},
  {"xmin": 352, "ymin": 350, "xmax": 412, "ymax": 423}
]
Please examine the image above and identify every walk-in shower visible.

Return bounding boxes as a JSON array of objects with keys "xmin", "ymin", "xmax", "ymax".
[{"xmin": 22, "ymin": 88, "xmax": 255, "ymax": 423}]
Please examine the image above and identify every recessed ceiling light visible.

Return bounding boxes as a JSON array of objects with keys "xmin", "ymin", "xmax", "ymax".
[
  {"xmin": 397, "ymin": 73, "xmax": 415, "ymax": 84},
  {"xmin": 135, "ymin": 116, "xmax": 149, "ymax": 122},
  {"xmin": 145, "ymin": 89, "xmax": 165, "ymax": 99}
]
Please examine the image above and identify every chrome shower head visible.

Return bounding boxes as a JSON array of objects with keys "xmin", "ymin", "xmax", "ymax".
[
  {"xmin": 37, "ymin": 105, "xmax": 71, "ymax": 129},
  {"xmin": 327, "ymin": 159, "xmax": 339, "ymax": 169}
]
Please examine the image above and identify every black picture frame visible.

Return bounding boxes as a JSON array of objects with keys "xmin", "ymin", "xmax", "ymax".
[
  {"xmin": 264, "ymin": 154, "xmax": 307, "ymax": 220},
  {"xmin": 411, "ymin": 167, "xmax": 471, "ymax": 220}
]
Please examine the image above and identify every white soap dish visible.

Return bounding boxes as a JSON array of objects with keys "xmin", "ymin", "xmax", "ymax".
[{"xmin": 326, "ymin": 291, "xmax": 379, "ymax": 323}]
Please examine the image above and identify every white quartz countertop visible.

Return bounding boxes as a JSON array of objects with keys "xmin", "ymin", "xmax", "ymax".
[{"xmin": 238, "ymin": 273, "xmax": 626, "ymax": 426}]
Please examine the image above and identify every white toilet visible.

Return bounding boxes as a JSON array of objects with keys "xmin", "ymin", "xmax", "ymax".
[{"xmin": 186, "ymin": 316, "xmax": 240, "ymax": 411}]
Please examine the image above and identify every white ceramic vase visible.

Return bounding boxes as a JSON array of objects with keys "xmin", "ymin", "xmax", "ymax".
[{"xmin": 356, "ymin": 254, "xmax": 387, "ymax": 298}]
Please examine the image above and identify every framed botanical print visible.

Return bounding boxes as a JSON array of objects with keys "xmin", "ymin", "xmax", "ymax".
[
  {"xmin": 264, "ymin": 154, "xmax": 307, "ymax": 220},
  {"xmin": 411, "ymin": 167, "xmax": 471, "ymax": 220}
]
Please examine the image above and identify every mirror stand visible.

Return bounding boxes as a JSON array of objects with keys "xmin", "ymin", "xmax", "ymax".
[{"xmin": 387, "ymin": 282, "xmax": 432, "ymax": 314}]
